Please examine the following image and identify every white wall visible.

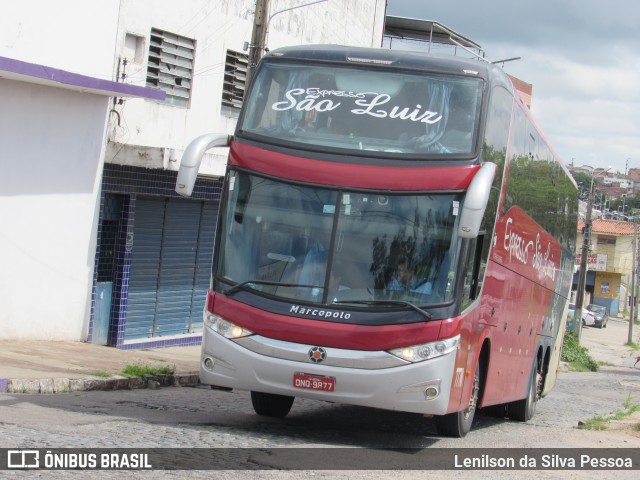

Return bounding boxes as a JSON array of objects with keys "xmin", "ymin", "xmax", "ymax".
[
  {"xmin": 0, "ymin": 0, "xmax": 387, "ymax": 340},
  {"xmin": 0, "ymin": 79, "xmax": 110, "ymax": 340},
  {"xmin": 0, "ymin": 0, "xmax": 119, "ymax": 79},
  {"xmin": 108, "ymin": 0, "xmax": 387, "ymax": 173}
]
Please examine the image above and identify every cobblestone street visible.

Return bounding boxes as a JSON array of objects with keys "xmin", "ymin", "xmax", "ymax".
[{"xmin": 1, "ymin": 318, "xmax": 639, "ymax": 479}]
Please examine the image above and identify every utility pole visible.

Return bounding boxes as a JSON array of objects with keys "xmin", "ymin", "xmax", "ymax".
[
  {"xmin": 629, "ymin": 220, "xmax": 637, "ymax": 344},
  {"xmin": 574, "ymin": 178, "xmax": 595, "ymax": 340},
  {"xmin": 636, "ymin": 231, "xmax": 640, "ymax": 337},
  {"xmin": 246, "ymin": 0, "xmax": 271, "ymax": 88}
]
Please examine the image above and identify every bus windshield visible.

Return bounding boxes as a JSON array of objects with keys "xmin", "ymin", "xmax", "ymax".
[
  {"xmin": 239, "ymin": 61, "xmax": 482, "ymax": 156},
  {"xmin": 217, "ymin": 171, "xmax": 463, "ymax": 309}
]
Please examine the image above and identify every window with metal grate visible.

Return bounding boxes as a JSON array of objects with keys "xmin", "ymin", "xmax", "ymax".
[
  {"xmin": 222, "ymin": 49, "xmax": 248, "ymax": 110},
  {"xmin": 146, "ymin": 28, "xmax": 195, "ymax": 107}
]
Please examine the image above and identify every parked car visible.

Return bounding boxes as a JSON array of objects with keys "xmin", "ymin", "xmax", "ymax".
[
  {"xmin": 586, "ymin": 304, "xmax": 609, "ymax": 328},
  {"xmin": 567, "ymin": 303, "xmax": 596, "ymax": 328}
]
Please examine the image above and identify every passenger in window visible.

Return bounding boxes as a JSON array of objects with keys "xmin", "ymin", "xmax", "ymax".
[{"xmin": 387, "ymin": 257, "xmax": 433, "ymax": 295}]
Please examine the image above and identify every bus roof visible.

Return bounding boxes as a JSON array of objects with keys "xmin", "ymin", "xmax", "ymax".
[{"xmin": 263, "ymin": 44, "xmax": 506, "ymax": 85}]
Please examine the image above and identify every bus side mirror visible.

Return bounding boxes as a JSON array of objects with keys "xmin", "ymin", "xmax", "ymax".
[
  {"xmin": 175, "ymin": 133, "xmax": 231, "ymax": 197},
  {"xmin": 458, "ymin": 162, "xmax": 497, "ymax": 239}
]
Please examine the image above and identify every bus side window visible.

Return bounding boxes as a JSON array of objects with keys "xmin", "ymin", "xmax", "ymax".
[{"xmin": 461, "ymin": 233, "xmax": 484, "ymax": 309}]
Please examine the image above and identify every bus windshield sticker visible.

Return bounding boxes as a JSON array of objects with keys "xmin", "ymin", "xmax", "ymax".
[
  {"xmin": 453, "ymin": 201, "xmax": 460, "ymax": 216},
  {"xmin": 229, "ymin": 176, "xmax": 235, "ymax": 191},
  {"xmin": 323, "ymin": 205, "xmax": 335, "ymax": 214},
  {"xmin": 271, "ymin": 88, "xmax": 443, "ymax": 125}
]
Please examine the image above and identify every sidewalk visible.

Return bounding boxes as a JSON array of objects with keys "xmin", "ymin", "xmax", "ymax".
[
  {"xmin": 0, "ymin": 340, "xmax": 201, "ymax": 394},
  {"xmin": 580, "ymin": 316, "xmax": 640, "ymax": 368},
  {"xmin": 2, "ymin": 318, "xmax": 637, "ymax": 395}
]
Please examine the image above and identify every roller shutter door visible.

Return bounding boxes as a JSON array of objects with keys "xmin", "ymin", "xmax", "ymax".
[{"xmin": 125, "ymin": 197, "xmax": 217, "ymax": 341}]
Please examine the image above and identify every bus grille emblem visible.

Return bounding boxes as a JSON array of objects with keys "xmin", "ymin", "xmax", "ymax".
[{"xmin": 308, "ymin": 346, "xmax": 327, "ymax": 363}]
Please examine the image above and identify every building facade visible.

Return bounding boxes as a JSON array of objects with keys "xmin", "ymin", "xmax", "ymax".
[
  {"xmin": 574, "ymin": 219, "xmax": 635, "ymax": 315},
  {"xmin": 0, "ymin": 1, "xmax": 161, "ymax": 341},
  {"xmin": 0, "ymin": 0, "xmax": 387, "ymax": 347}
]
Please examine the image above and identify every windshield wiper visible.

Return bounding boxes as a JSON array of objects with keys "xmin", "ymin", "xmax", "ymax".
[
  {"xmin": 224, "ymin": 280, "xmax": 314, "ymax": 297},
  {"xmin": 333, "ymin": 300, "xmax": 432, "ymax": 320}
]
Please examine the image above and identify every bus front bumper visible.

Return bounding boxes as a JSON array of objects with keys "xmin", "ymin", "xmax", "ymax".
[{"xmin": 199, "ymin": 329, "xmax": 458, "ymax": 416}]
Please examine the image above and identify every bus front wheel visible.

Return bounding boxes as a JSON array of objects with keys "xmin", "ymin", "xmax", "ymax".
[
  {"xmin": 435, "ymin": 364, "xmax": 480, "ymax": 437},
  {"xmin": 250, "ymin": 391, "xmax": 295, "ymax": 418}
]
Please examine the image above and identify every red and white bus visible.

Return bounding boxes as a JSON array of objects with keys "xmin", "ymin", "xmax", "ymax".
[{"xmin": 176, "ymin": 45, "xmax": 578, "ymax": 437}]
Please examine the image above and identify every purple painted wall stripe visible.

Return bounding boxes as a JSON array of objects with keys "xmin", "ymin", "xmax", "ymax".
[{"xmin": 0, "ymin": 55, "xmax": 165, "ymax": 100}]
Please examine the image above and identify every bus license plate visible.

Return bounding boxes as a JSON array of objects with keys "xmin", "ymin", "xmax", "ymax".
[{"xmin": 293, "ymin": 373, "xmax": 335, "ymax": 392}]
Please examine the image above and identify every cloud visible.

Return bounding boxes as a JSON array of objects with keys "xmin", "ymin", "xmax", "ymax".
[{"xmin": 386, "ymin": 0, "xmax": 640, "ymax": 173}]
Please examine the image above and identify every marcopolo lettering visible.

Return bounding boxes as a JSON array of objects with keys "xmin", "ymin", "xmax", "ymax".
[{"xmin": 290, "ymin": 305, "xmax": 351, "ymax": 320}]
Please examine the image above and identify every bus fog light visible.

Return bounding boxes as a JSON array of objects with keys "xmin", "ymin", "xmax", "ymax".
[
  {"xmin": 398, "ymin": 379, "xmax": 441, "ymax": 397},
  {"xmin": 203, "ymin": 357, "xmax": 215, "ymax": 370},
  {"xmin": 424, "ymin": 386, "xmax": 439, "ymax": 399}
]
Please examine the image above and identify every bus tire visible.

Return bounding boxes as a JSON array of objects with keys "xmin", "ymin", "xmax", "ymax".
[
  {"xmin": 250, "ymin": 391, "xmax": 295, "ymax": 418},
  {"xmin": 508, "ymin": 363, "xmax": 540, "ymax": 422},
  {"xmin": 435, "ymin": 363, "xmax": 480, "ymax": 437}
]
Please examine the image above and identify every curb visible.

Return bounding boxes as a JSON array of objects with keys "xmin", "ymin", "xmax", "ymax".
[{"xmin": 1, "ymin": 373, "xmax": 200, "ymax": 394}]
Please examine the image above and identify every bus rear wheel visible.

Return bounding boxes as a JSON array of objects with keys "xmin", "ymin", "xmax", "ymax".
[
  {"xmin": 250, "ymin": 391, "xmax": 295, "ymax": 418},
  {"xmin": 508, "ymin": 363, "xmax": 541, "ymax": 422},
  {"xmin": 435, "ymin": 364, "xmax": 480, "ymax": 437}
]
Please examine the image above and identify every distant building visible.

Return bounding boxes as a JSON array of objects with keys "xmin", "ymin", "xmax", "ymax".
[
  {"xmin": 599, "ymin": 185, "xmax": 632, "ymax": 204},
  {"xmin": 628, "ymin": 168, "xmax": 640, "ymax": 180},
  {"xmin": 572, "ymin": 165, "xmax": 616, "ymax": 178},
  {"xmin": 628, "ymin": 168, "xmax": 640, "ymax": 195},
  {"xmin": 574, "ymin": 218, "xmax": 635, "ymax": 315}
]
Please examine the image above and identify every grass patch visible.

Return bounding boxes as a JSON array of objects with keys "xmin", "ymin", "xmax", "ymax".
[
  {"xmin": 89, "ymin": 371, "xmax": 111, "ymax": 378},
  {"xmin": 561, "ymin": 333, "xmax": 599, "ymax": 372},
  {"xmin": 578, "ymin": 415, "xmax": 608, "ymax": 430},
  {"xmin": 625, "ymin": 340, "xmax": 639, "ymax": 350},
  {"xmin": 578, "ymin": 396, "xmax": 640, "ymax": 431},
  {"xmin": 120, "ymin": 363, "xmax": 175, "ymax": 378},
  {"xmin": 597, "ymin": 361, "xmax": 614, "ymax": 367}
]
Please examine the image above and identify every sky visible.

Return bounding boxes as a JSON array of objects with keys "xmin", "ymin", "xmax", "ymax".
[{"xmin": 385, "ymin": 0, "xmax": 640, "ymax": 176}]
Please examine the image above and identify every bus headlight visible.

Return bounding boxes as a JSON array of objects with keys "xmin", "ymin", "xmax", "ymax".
[
  {"xmin": 205, "ymin": 313, "xmax": 253, "ymax": 339},
  {"xmin": 389, "ymin": 335, "xmax": 460, "ymax": 363}
]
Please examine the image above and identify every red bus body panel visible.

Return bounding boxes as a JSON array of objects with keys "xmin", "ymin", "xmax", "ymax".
[
  {"xmin": 211, "ymin": 292, "xmax": 461, "ymax": 351},
  {"xmin": 228, "ymin": 142, "xmax": 480, "ymax": 191}
]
